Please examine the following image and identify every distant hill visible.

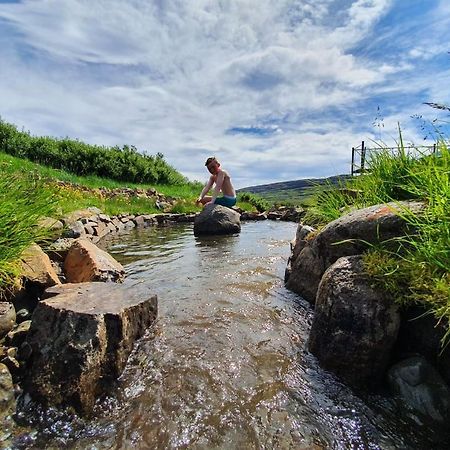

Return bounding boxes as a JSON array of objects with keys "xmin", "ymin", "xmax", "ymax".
[{"xmin": 238, "ymin": 174, "xmax": 351, "ymax": 206}]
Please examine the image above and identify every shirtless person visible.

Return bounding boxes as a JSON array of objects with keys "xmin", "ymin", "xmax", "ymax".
[{"xmin": 196, "ymin": 157, "xmax": 236, "ymax": 208}]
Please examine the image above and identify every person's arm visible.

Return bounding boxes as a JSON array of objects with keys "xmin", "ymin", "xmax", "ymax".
[
  {"xmin": 210, "ymin": 171, "xmax": 225, "ymax": 203},
  {"xmin": 197, "ymin": 176, "xmax": 214, "ymax": 203}
]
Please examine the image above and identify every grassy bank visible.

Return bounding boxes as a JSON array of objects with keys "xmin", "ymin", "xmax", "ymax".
[
  {"xmin": 306, "ymin": 139, "xmax": 450, "ymax": 345},
  {"xmin": 0, "ymin": 118, "xmax": 187, "ymax": 185}
]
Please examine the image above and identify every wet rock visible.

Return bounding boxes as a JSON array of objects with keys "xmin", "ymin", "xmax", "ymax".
[
  {"xmin": 393, "ymin": 305, "xmax": 450, "ymax": 386},
  {"xmin": 64, "ymin": 239, "xmax": 125, "ymax": 283},
  {"xmin": 20, "ymin": 244, "xmax": 61, "ymax": 289},
  {"xmin": 0, "ymin": 302, "xmax": 16, "ymax": 338},
  {"xmin": 15, "ymin": 308, "xmax": 31, "ymax": 323},
  {"xmin": 194, "ymin": 204, "xmax": 241, "ymax": 236},
  {"xmin": 25, "ymin": 282, "xmax": 158, "ymax": 415},
  {"xmin": 286, "ymin": 201, "xmax": 425, "ymax": 303},
  {"xmin": 240, "ymin": 211, "xmax": 267, "ymax": 221},
  {"xmin": 308, "ymin": 256, "xmax": 400, "ymax": 389},
  {"xmin": 285, "ymin": 224, "xmax": 316, "ymax": 283},
  {"xmin": 388, "ymin": 356, "xmax": 450, "ymax": 423},
  {"xmin": 0, "ymin": 363, "xmax": 15, "ymax": 425}
]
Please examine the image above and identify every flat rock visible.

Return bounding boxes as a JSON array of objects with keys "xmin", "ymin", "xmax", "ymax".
[{"xmin": 26, "ymin": 282, "xmax": 158, "ymax": 415}]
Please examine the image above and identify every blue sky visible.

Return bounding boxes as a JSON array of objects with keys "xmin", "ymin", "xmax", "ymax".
[{"xmin": 0, "ymin": 0, "xmax": 449, "ymax": 188}]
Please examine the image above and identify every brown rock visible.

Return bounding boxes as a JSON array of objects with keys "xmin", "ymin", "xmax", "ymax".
[
  {"xmin": 26, "ymin": 282, "xmax": 158, "ymax": 414},
  {"xmin": 20, "ymin": 244, "xmax": 61, "ymax": 288},
  {"xmin": 64, "ymin": 239, "xmax": 125, "ymax": 283}
]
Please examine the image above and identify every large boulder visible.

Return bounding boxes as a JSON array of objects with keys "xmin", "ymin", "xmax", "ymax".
[
  {"xmin": 308, "ymin": 256, "xmax": 400, "ymax": 389},
  {"xmin": 64, "ymin": 239, "xmax": 125, "ymax": 283},
  {"xmin": 25, "ymin": 282, "xmax": 158, "ymax": 415},
  {"xmin": 194, "ymin": 204, "xmax": 241, "ymax": 236},
  {"xmin": 388, "ymin": 356, "xmax": 450, "ymax": 424},
  {"xmin": 286, "ymin": 201, "xmax": 425, "ymax": 303}
]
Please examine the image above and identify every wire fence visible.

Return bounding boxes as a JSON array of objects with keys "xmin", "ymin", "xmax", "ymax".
[{"xmin": 351, "ymin": 141, "xmax": 439, "ymax": 176}]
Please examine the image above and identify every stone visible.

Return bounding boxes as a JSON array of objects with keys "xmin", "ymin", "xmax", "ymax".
[
  {"xmin": 20, "ymin": 244, "xmax": 61, "ymax": 289},
  {"xmin": 388, "ymin": 356, "xmax": 450, "ymax": 423},
  {"xmin": 6, "ymin": 320, "xmax": 32, "ymax": 348},
  {"xmin": 393, "ymin": 305, "xmax": 450, "ymax": 386},
  {"xmin": 25, "ymin": 282, "xmax": 158, "ymax": 415},
  {"xmin": 38, "ymin": 217, "xmax": 64, "ymax": 231},
  {"xmin": 63, "ymin": 220, "xmax": 86, "ymax": 239},
  {"xmin": 64, "ymin": 239, "xmax": 125, "ymax": 283},
  {"xmin": 285, "ymin": 224, "xmax": 316, "ymax": 283},
  {"xmin": 194, "ymin": 204, "xmax": 241, "ymax": 236},
  {"xmin": 0, "ymin": 303, "xmax": 16, "ymax": 338},
  {"xmin": 46, "ymin": 238, "xmax": 77, "ymax": 262},
  {"xmin": 60, "ymin": 208, "xmax": 102, "ymax": 226},
  {"xmin": 308, "ymin": 256, "xmax": 400, "ymax": 389},
  {"xmin": 0, "ymin": 363, "xmax": 15, "ymax": 424},
  {"xmin": 286, "ymin": 201, "xmax": 425, "ymax": 303}
]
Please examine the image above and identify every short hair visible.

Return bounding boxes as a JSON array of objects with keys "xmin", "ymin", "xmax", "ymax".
[{"xmin": 205, "ymin": 156, "xmax": 218, "ymax": 166}]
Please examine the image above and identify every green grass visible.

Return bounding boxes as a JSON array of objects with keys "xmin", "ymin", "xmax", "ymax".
[
  {"xmin": 307, "ymin": 137, "xmax": 450, "ymax": 346},
  {"xmin": 0, "ymin": 118, "xmax": 187, "ymax": 185},
  {"xmin": 0, "ymin": 171, "xmax": 57, "ymax": 297}
]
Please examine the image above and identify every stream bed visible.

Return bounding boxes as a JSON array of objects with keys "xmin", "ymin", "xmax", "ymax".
[{"xmin": 13, "ymin": 221, "xmax": 448, "ymax": 449}]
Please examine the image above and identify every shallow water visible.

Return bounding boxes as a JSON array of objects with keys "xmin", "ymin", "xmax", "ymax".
[{"xmin": 13, "ymin": 221, "xmax": 448, "ymax": 449}]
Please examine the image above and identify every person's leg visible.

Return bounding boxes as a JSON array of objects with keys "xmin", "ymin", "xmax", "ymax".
[{"xmin": 200, "ymin": 196, "xmax": 212, "ymax": 205}]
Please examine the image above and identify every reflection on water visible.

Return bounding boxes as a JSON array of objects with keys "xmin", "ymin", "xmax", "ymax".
[{"xmin": 14, "ymin": 222, "xmax": 449, "ymax": 449}]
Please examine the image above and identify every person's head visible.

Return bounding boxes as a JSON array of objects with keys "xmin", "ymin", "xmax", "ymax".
[{"xmin": 205, "ymin": 156, "xmax": 220, "ymax": 174}]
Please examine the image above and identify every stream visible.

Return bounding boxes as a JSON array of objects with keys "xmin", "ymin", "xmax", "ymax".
[{"xmin": 13, "ymin": 221, "xmax": 447, "ymax": 449}]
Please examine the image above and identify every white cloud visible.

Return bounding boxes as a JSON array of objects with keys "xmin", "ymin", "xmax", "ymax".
[{"xmin": 0, "ymin": 0, "xmax": 448, "ymax": 188}]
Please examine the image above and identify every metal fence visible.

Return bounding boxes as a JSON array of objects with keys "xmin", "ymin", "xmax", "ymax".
[{"xmin": 351, "ymin": 141, "xmax": 438, "ymax": 176}]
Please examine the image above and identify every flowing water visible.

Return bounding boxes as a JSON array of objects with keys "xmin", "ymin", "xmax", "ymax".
[{"xmin": 13, "ymin": 221, "xmax": 448, "ymax": 449}]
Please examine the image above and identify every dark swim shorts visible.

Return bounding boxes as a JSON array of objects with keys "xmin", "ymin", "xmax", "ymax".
[{"xmin": 214, "ymin": 195, "xmax": 236, "ymax": 208}]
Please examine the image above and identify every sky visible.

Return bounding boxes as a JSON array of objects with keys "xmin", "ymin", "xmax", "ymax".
[{"xmin": 0, "ymin": 0, "xmax": 449, "ymax": 188}]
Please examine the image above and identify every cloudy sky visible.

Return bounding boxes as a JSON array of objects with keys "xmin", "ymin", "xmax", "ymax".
[{"xmin": 0, "ymin": 0, "xmax": 449, "ymax": 188}]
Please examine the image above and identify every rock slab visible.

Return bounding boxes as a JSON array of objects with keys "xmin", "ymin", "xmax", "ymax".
[
  {"xmin": 194, "ymin": 204, "xmax": 241, "ymax": 236},
  {"xmin": 25, "ymin": 282, "xmax": 157, "ymax": 414},
  {"xmin": 308, "ymin": 256, "xmax": 400, "ymax": 389}
]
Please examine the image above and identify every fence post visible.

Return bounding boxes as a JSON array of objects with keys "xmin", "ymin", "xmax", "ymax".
[
  {"xmin": 360, "ymin": 141, "xmax": 365, "ymax": 173},
  {"xmin": 351, "ymin": 147, "xmax": 355, "ymax": 175}
]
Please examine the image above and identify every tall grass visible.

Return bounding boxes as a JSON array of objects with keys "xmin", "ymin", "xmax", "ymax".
[
  {"xmin": 0, "ymin": 170, "xmax": 57, "ymax": 297},
  {"xmin": 308, "ymin": 137, "xmax": 450, "ymax": 345}
]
